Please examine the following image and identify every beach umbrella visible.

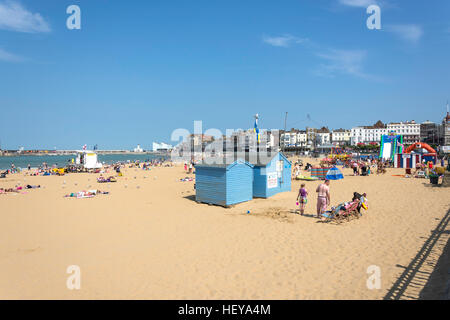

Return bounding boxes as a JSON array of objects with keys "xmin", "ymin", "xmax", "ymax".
[{"xmin": 326, "ymin": 166, "xmax": 343, "ymax": 180}]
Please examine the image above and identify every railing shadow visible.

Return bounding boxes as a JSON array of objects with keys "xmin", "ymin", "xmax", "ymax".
[
  {"xmin": 419, "ymin": 233, "xmax": 450, "ymax": 299},
  {"xmin": 384, "ymin": 208, "xmax": 450, "ymax": 300}
]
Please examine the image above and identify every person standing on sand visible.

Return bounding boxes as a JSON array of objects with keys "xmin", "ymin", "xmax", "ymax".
[
  {"xmin": 352, "ymin": 161, "xmax": 358, "ymax": 176},
  {"xmin": 297, "ymin": 183, "xmax": 308, "ymax": 215},
  {"xmin": 316, "ymin": 180, "xmax": 330, "ymax": 218}
]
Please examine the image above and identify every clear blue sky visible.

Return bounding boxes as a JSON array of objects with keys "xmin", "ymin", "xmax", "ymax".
[{"xmin": 1, "ymin": 0, "xmax": 449, "ymax": 150}]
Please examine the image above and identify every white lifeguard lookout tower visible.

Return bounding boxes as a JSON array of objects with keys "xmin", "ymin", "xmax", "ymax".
[{"xmin": 75, "ymin": 150, "xmax": 102, "ymax": 169}]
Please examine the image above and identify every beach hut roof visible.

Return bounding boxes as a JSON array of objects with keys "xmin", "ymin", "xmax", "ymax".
[
  {"xmin": 195, "ymin": 158, "xmax": 254, "ymax": 170},
  {"xmin": 196, "ymin": 152, "xmax": 291, "ymax": 168},
  {"xmin": 246, "ymin": 152, "xmax": 291, "ymax": 167}
]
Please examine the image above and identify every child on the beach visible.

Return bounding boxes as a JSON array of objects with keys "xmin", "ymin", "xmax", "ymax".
[{"xmin": 297, "ymin": 183, "xmax": 308, "ymax": 215}]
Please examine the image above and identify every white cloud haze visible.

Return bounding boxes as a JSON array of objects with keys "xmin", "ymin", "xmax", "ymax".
[
  {"xmin": 0, "ymin": 47, "xmax": 22, "ymax": 62},
  {"xmin": 0, "ymin": 0, "xmax": 50, "ymax": 33},
  {"xmin": 262, "ymin": 34, "xmax": 379, "ymax": 80},
  {"xmin": 387, "ymin": 24, "xmax": 423, "ymax": 43},
  {"xmin": 262, "ymin": 34, "xmax": 308, "ymax": 48},
  {"xmin": 338, "ymin": 0, "xmax": 379, "ymax": 7},
  {"xmin": 315, "ymin": 49, "xmax": 373, "ymax": 79}
]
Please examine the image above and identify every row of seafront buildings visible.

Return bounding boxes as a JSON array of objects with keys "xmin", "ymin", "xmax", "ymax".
[
  {"xmin": 3, "ymin": 112, "xmax": 448, "ymax": 158},
  {"xmin": 172, "ymin": 110, "xmax": 450, "ymax": 159},
  {"xmin": 280, "ymin": 111, "xmax": 450, "ymax": 150},
  {"xmin": 172, "ymin": 129, "xmax": 281, "ymax": 162}
]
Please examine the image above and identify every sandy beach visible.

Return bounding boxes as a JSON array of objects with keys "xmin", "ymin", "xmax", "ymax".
[{"xmin": 1, "ymin": 160, "xmax": 449, "ymax": 300}]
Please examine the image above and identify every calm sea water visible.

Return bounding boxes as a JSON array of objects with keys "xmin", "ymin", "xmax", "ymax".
[{"xmin": 0, "ymin": 154, "xmax": 168, "ymax": 170}]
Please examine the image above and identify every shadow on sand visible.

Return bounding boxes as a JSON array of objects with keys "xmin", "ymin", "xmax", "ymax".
[
  {"xmin": 183, "ymin": 194, "xmax": 196, "ymax": 202},
  {"xmin": 384, "ymin": 208, "xmax": 450, "ymax": 300},
  {"xmin": 422, "ymin": 182, "xmax": 447, "ymax": 189},
  {"xmin": 419, "ymin": 232, "xmax": 450, "ymax": 299}
]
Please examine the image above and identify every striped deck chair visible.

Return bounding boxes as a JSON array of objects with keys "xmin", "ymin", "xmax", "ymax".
[
  {"xmin": 321, "ymin": 201, "xmax": 360, "ymax": 223},
  {"xmin": 343, "ymin": 201, "xmax": 360, "ymax": 220},
  {"xmin": 321, "ymin": 203, "xmax": 347, "ymax": 223}
]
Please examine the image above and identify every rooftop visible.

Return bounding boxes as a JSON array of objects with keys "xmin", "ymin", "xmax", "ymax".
[
  {"xmin": 332, "ymin": 128, "xmax": 350, "ymax": 132},
  {"xmin": 196, "ymin": 152, "xmax": 288, "ymax": 167}
]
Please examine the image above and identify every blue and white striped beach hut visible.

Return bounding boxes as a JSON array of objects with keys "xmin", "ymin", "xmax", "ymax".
[
  {"xmin": 195, "ymin": 159, "xmax": 254, "ymax": 207},
  {"xmin": 250, "ymin": 152, "xmax": 292, "ymax": 198}
]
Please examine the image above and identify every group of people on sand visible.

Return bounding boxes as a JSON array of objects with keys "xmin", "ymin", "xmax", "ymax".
[
  {"xmin": 344, "ymin": 158, "xmax": 389, "ymax": 176},
  {"xmin": 184, "ymin": 161, "xmax": 195, "ymax": 174},
  {"xmin": 296, "ymin": 179, "xmax": 367, "ymax": 221},
  {"xmin": 108, "ymin": 159, "xmax": 172, "ymax": 171},
  {"xmin": 2, "ymin": 163, "xmax": 24, "ymax": 175},
  {"xmin": 0, "ymin": 185, "xmax": 41, "ymax": 194},
  {"xmin": 292, "ymin": 160, "xmax": 307, "ymax": 179},
  {"xmin": 346, "ymin": 159, "xmax": 372, "ymax": 176},
  {"xmin": 296, "ymin": 180, "xmax": 331, "ymax": 217}
]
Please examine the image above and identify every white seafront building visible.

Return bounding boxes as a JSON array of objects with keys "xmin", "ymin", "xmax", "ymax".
[
  {"xmin": 152, "ymin": 142, "xmax": 173, "ymax": 152},
  {"xmin": 280, "ymin": 129, "xmax": 307, "ymax": 148},
  {"xmin": 331, "ymin": 129, "xmax": 351, "ymax": 146},
  {"xmin": 350, "ymin": 120, "xmax": 421, "ymax": 145},
  {"xmin": 386, "ymin": 121, "xmax": 420, "ymax": 145},
  {"xmin": 315, "ymin": 127, "xmax": 331, "ymax": 146},
  {"xmin": 351, "ymin": 121, "xmax": 388, "ymax": 145}
]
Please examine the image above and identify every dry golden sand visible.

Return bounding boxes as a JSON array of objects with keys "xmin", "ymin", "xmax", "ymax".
[{"xmin": 0, "ymin": 160, "xmax": 449, "ymax": 299}]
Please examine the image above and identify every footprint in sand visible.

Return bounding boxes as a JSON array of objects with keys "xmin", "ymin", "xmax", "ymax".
[{"xmin": 18, "ymin": 246, "xmax": 41, "ymax": 254}]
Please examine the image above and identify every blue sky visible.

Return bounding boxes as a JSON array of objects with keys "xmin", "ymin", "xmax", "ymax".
[{"xmin": 0, "ymin": 0, "xmax": 449, "ymax": 149}]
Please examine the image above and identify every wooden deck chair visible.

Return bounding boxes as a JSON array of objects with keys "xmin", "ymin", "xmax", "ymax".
[
  {"xmin": 344, "ymin": 201, "xmax": 360, "ymax": 220},
  {"xmin": 321, "ymin": 203, "xmax": 347, "ymax": 224},
  {"xmin": 334, "ymin": 201, "xmax": 360, "ymax": 223}
]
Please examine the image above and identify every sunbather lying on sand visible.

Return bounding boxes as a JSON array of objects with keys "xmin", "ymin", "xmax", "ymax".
[
  {"xmin": 64, "ymin": 190, "xmax": 109, "ymax": 198},
  {"xmin": 0, "ymin": 185, "xmax": 40, "ymax": 193},
  {"xmin": 26, "ymin": 185, "xmax": 41, "ymax": 189},
  {"xmin": 0, "ymin": 187, "xmax": 20, "ymax": 193},
  {"xmin": 97, "ymin": 176, "xmax": 117, "ymax": 183}
]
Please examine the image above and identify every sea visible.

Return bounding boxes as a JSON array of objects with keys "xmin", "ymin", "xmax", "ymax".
[{"xmin": 0, "ymin": 154, "xmax": 168, "ymax": 170}]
